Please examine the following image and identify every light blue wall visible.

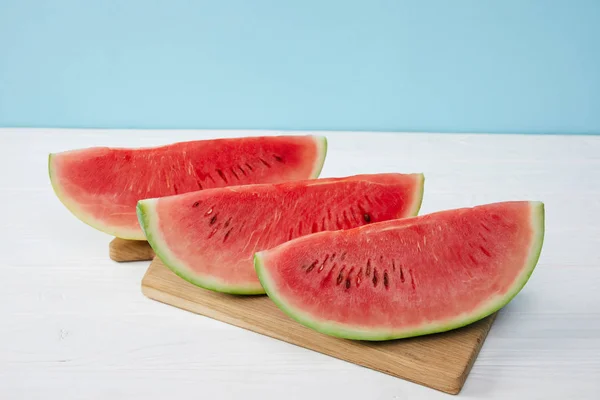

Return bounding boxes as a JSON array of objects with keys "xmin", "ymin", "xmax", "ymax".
[{"xmin": 0, "ymin": 0, "xmax": 598, "ymax": 134}]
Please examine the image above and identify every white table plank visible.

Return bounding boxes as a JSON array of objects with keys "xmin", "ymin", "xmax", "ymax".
[{"xmin": 0, "ymin": 128, "xmax": 598, "ymax": 399}]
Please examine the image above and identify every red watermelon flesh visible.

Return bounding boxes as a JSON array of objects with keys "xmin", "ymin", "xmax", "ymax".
[
  {"xmin": 255, "ymin": 201, "xmax": 545, "ymax": 340},
  {"xmin": 137, "ymin": 173, "xmax": 424, "ymax": 294},
  {"xmin": 49, "ymin": 135, "xmax": 326, "ymax": 240}
]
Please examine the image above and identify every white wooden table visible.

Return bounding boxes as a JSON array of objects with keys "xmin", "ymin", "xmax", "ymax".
[{"xmin": 1, "ymin": 128, "xmax": 598, "ymax": 399}]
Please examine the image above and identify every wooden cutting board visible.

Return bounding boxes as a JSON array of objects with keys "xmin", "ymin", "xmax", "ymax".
[
  {"xmin": 109, "ymin": 238, "xmax": 154, "ymax": 262},
  {"xmin": 140, "ymin": 255, "xmax": 496, "ymax": 395}
]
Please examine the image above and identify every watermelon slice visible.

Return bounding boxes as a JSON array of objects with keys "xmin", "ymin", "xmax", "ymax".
[
  {"xmin": 137, "ymin": 173, "xmax": 425, "ymax": 294},
  {"xmin": 255, "ymin": 201, "xmax": 545, "ymax": 341},
  {"xmin": 49, "ymin": 135, "xmax": 327, "ymax": 240}
]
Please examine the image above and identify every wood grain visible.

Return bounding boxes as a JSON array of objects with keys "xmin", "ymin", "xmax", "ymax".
[
  {"xmin": 142, "ymin": 257, "xmax": 496, "ymax": 395},
  {"xmin": 109, "ymin": 238, "xmax": 154, "ymax": 262}
]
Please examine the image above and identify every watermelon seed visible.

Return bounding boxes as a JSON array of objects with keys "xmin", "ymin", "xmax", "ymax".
[
  {"xmin": 478, "ymin": 232, "xmax": 487, "ymax": 242},
  {"xmin": 223, "ymin": 228, "xmax": 233, "ymax": 242},
  {"xmin": 479, "ymin": 246, "xmax": 491, "ymax": 257},
  {"xmin": 224, "ymin": 218, "xmax": 231, "ymax": 228},
  {"xmin": 245, "ymin": 162, "xmax": 253, "ymax": 172},
  {"xmin": 230, "ymin": 167, "xmax": 239, "ymax": 180},
  {"xmin": 306, "ymin": 260, "xmax": 318, "ymax": 273},
  {"xmin": 480, "ymin": 222, "xmax": 491, "ymax": 232},
  {"xmin": 336, "ymin": 267, "xmax": 346, "ymax": 285},
  {"xmin": 259, "ymin": 157, "xmax": 271, "ymax": 168},
  {"xmin": 383, "ymin": 270, "xmax": 389, "ymax": 289},
  {"xmin": 238, "ymin": 165, "xmax": 247, "ymax": 176},
  {"xmin": 273, "ymin": 154, "xmax": 284, "ymax": 163},
  {"xmin": 288, "ymin": 228, "xmax": 294, "ymax": 241},
  {"xmin": 208, "ymin": 227, "xmax": 218, "ymax": 239},
  {"xmin": 372, "ymin": 268, "xmax": 379, "ymax": 287},
  {"xmin": 392, "ymin": 260, "xmax": 396, "ymax": 271},
  {"xmin": 207, "ymin": 173, "xmax": 216, "ymax": 183},
  {"xmin": 366, "ymin": 259, "xmax": 372, "ymax": 276},
  {"xmin": 205, "ymin": 208, "xmax": 214, "ymax": 216},
  {"xmin": 216, "ymin": 169, "xmax": 228, "ymax": 183},
  {"xmin": 400, "ymin": 267, "xmax": 405, "ymax": 283},
  {"xmin": 469, "ymin": 254, "xmax": 478, "ymax": 265},
  {"xmin": 345, "ymin": 278, "xmax": 351, "ymax": 289},
  {"xmin": 356, "ymin": 269, "xmax": 363, "ymax": 287},
  {"xmin": 318, "ymin": 255, "xmax": 329, "ymax": 272},
  {"xmin": 195, "ymin": 179, "xmax": 203, "ymax": 190},
  {"xmin": 409, "ymin": 269, "xmax": 416, "ymax": 290},
  {"xmin": 330, "ymin": 253, "xmax": 337, "ymax": 262},
  {"xmin": 173, "ymin": 184, "xmax": 179, "ymax": 194},
  {"xmin": 210, "ymin": 215, "xmax": 217, "ymax": 225},
  {"xmin": 298, "ymin": 221, "xmax": 303, "ymax": 236},
  {"xmin": 363, "ymin": 213, "xmax": 371, "ymax": 223},
  {"xmin": 340, "ymin": 252, "xmax": 347, "ymax": 261},
  {"xmin": 192, "ymin": 201, "xmax": 200, "ymax": 208}
]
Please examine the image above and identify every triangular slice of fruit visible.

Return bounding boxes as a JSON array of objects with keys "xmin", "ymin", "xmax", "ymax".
[
  {"xmin": 49, "ymin": 135, "xmax": 327, "ymax": 240},
  {"xmin": 255, "ymin": 201, "xmax": 544, "ymax": 340},
  {"xmin": 137, "ymin": 173, "xmax": 425, "ymax": 294}
]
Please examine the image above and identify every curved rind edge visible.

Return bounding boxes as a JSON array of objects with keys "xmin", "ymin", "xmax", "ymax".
[
  {"xmin": 408, "ymin": 173, "xmax": 425, "ymax": 216},
  {"xmin": 138, "ymin": 200, "xmax": 266, "ymax": 295},
  {"xmin": 49, "ymin": 153, "xmax": 145, "ymax": 240},
  {"xmin": 310, "ymin": 136, "xmax": 328, "ymax": 179},
  {"xmin": 255, "ymin": 201, "xmax": 545, "ymax": 341}
]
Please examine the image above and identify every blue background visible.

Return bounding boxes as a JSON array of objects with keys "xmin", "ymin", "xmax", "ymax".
[{"xmin": 1, "ymin": 0, "xmax": 598, "ymax": 134}]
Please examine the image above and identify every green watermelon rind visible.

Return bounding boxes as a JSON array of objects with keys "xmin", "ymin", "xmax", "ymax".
[
  {"xmin": 137, "ymin": 199, "xmax": 267, "ymax": 295},
  {"xmin": 310, "ymin": 136, "xmax": 328, "ymax": 179},
  {"xmin": 255, "ymin": 201, "xmax": 545, "ymax": 341},
  {"xmin": 49, "ymin": 153, "xmax": 147, "ymax": 240}
]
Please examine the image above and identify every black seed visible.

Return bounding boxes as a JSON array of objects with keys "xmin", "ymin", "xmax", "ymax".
[
  {"xmin": 336, "ymin": 267, "xmax": 345, "ymax": 285},
  {"xmin": 400, "ymin": 268, "xmax": 405, "ymax": 283},
  {"xmin": 363, "ymin": 213, "xmax": 371, "ymax": 223},
  {"xmin": 223, "ymin": 228, "xmax": 232, "ymax": 242},
  {"xmin": 383, "ymin": 270, "xmax": 389, "ymax": 289},
  {"xmin": 366, "ymin": 259, "xmax": 372, "ymax": 276},
  {"xmin": 192, "ymin": 201, "xmax": 200, "ymax": 208},
  {"xmin": 259, "ymin": 157, "xmax": 271, "ymax": 168},
  {"xmin": 372, "ymin": 268, "xmax": 379, "ymax": 287},
  {"xmin": 224, "ymin": 218, "xmax": 231, "ymax": 228},
  {"xmin": 210, "ymin": 215, "xmax": 217, "ymax": 225},
  {"xmin": 345, "ymin": 278, "xmax": 351, "ymax": 289},
  {"xmin": 273, "ymin": 154, "xmax": 284, "ymax": 163},
  {"xmin": 306, "ymin": 260, "xmax": 318, "ymax": 273},
  {"xmin": 245, "ymin": 162, "xmax": 253, "ymax": 171}
]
